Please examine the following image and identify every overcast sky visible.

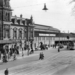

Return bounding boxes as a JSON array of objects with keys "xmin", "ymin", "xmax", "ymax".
[{"xmin": 10, "ymin": 0, "xmax": 75, "ymax": 33}]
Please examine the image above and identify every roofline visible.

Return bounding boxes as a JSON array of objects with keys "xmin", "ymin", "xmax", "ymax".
[
  {"xmin": 34, "ymin": 23, "xmax": 60, "ymax": 31},
  {"xmin": 34, "ymin": 23, "xmax": 52, "ymax": 28},
  {"xmin": 11, "ymin": 16, "xmax": 29, "ymax": 20}
]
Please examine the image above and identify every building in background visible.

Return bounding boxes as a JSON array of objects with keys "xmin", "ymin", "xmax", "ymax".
[
  {"xmin": 0, "ymin": 0, "xmax": 75, "ymax": 53},
  {"xmin": 0, "ymin": 0, "xmax": 12, "ymax": 52}
]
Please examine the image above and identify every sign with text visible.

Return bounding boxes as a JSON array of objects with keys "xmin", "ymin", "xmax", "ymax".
[{"xmin": 39, "ymin": 33, "xmax": 56, "ymax": 36}]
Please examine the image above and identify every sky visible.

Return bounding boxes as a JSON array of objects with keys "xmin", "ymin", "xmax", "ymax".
[{"xmin": 10, "ymin": 0, "xmax": 75, "ymax": 33}]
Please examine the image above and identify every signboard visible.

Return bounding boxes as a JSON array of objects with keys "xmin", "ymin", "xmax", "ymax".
[{"xmin": 39, "ymin": 33, "xmax": 56, "ymax": 36}]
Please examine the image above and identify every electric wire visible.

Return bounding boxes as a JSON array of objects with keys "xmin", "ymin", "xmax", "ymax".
[{"xmin": 11, "ymin": 3, "xmax": 44, "ymax": 9}]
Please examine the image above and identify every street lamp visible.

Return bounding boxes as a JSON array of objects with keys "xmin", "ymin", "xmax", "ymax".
[
  {"xmin": 42, "ymin": 3, "xmax": 48, "ymax": 11},
  {"xmin": 2, "ymin": 3, "xmax": 3, "ymax": 40}
]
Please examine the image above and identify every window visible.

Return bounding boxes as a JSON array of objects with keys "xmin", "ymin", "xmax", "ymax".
[
  {"xmin": 7, "ymin": 30, "xmax": 10, "ymax": 38},
  {"xmin": 0, "ymin": 12, "xmax": 2, "ymax": 20},
  {"xmin": 24, "ymin": 29, "xmax": 27, "ymax": 39},
  {"xmin": 14, "ymin": 30, "xmax": 17, "ymax": 39},
  {"xmin": 13, "ymin": 28, "xmax": 17, "ymax": 39},
  {"xmin": 8, "ymin": 13, "xmax": 10, "ymax": 21},
  {"xmin": 39, "ymin": 37, "xmax": 41, "ymax": 41},
  {"xmin": 3, "ymin": 25, "xmax": 10, "ymax": 38},
  {"xmin": 17, "ymin": 20, "xmax": 20, "ymax": 24},
  {"xmin": 42, "ymin": 37, "xmax": 45, "ymax": 40},
  {"xmin": 18, "ymin": 30, "xmax": 22, "ymax": 39},
  {"xmin": 34, "ymin": 37, "xmax": 37, "ymax": 41},
  {"xmin": 5, "ymin": 13, "xmax": 8, "ymax": 21},
  {"xmin": 4, "ymin": 30, "xmax": 10, "ymax": 38},
  {"xmin": 4, "ymin": 0, "xmax": 7, "ymax": 5},
  {"xmin": 5, "ymin": 12, "xmax": 10, "ymax": 21},
  {"xmin": 3, "ymin": 29, "xmax": 6, "ymax": 38},
  {"xmin": 11, "ymin": 19, "xmax": 15, "ymax": 24}
]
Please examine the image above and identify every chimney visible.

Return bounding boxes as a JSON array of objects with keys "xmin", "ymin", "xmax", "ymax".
[{"xmin": 20, "ymin": 14, "xmax": 22, "ymax": 18}]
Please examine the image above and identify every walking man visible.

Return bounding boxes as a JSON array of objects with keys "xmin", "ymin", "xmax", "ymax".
[
  {"xmin": 58, "ymin": 46, "xmax": 60, "ymax": 52},
  {"xmin": 0, "ymin": 51, "xmax": 1, "ymax": 60}
]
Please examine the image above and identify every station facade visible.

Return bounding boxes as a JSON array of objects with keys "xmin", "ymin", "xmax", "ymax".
[{"xmin": 34, "ymin": 24, "xmax": 75, "ymax": 48}]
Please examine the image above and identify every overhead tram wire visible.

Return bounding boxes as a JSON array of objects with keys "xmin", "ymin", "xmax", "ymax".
[{"xmin": 12, "ymin": 3, "xmax": 44, "ymax": 10}]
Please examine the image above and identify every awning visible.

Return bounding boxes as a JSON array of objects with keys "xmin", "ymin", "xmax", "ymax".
[{"xmin": 0, "ymin": 40, "xmax": 20, "ymax": 44}]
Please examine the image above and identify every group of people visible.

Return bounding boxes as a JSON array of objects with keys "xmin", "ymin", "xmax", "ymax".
[
  {"xmin": 0, "ymin": 44, "xmax": 35, "ymax": 62},
  {"xmin": 0, "ymin": 45, "xmax": 20, "ymax": 63},
  {"xmin": 40, "ymin": 42, "xmax": 49, "ymax": 50}
]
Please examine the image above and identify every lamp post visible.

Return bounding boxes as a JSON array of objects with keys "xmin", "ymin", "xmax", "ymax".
[
  {"xmin": 0, "ymin": 1, "xmax": 4, "ymax": 40},
  {"xmin": 0, "ymin": 2, "xmax": 4, "ymax": 52},
  {"xmin": 2, "ymin": 3, "xmax": 3, "ymax": 40}
]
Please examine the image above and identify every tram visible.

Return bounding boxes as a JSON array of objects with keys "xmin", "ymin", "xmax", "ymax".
[{"xmin": 67, "ymin": 41, "xmax": 74, "ymax": 50}]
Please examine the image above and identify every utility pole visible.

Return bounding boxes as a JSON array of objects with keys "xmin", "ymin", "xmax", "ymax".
[
  {"xmin": 2, "ymin": 1, "xmax": 3, "ymax": 40},
  {"xmin": 0, "ymin": 1, "xmax": 4, "ymax": 53},
  {"xmin": 0, "ymin": 1, "xmax": 4, "ymax": 51}
]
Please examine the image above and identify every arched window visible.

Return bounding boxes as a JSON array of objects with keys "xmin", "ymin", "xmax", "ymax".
[
  {"xmin": 18, "ymin": 28, "xmax": 22, "ymax": 39},
  {"xmin": 20, "ymin": 31, "xmax": 22, "ymax": 38},
  {"xmin": 24, "ymin": 28, "xmax": 27, "ymax": 39},
  {"xmin": 13, "ymin": 28, "xmax": 17, "ymax": 39}
]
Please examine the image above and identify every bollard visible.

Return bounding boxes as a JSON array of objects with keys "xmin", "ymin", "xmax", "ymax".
[{"xmin": 4, "ymin": 68, "xmax": 9, "ymax": 75}]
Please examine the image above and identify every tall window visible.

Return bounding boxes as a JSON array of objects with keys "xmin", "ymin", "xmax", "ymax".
[
  {"xmin": 24, "ymin": 28, "xmax": 27, "ymax": 39},
  {"xmin": 3, "ymin": 25, "xmax": 10, "ymax": 38},
  {"xmin": 7, "ymin": 30, "xmax": 10, "ymax": 38},
  {"xmin": 4, "ymin": 0, "xmax": 7, "ymax": 5},
  {"xmin": 8, "ymin": 13, "xmax": 10, "ymax": 21},
  {"xmin": 20, "ymin": 31, "xmax": 22, "ymax": 38},
  {"xmin": 18, "ymin": 29, "xmax": 22, "ymax": 39},
  {"xmin": 13, "ymin": 28, "xmax": 17, "ymax": 39},
  {"xmin": 14, "ymin": 31, "xmax": 17, "ymax": 39},
  {"xmin": 0, "ymin": 12, "xmax": 2, "ymax": 20},
  {"xmin": 4, "ymin": 29, "xmax": 10, "ymax": 38},
  {"xmin": 39, "ymin": 37, "xmax": 41, "ymax": 41}
]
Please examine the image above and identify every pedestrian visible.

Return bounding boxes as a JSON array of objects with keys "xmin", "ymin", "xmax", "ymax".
[
  {"xmin": 13, "ymin": 51, "xmax": 16, "ymax": 60},
  {"xmin": 4, "ymin": 68, "xmax": 9, "ymax": 75},
  {"xmin": 0, "ymin": 51, "xmax": 1, "ymax": 60},
  {"xmin": 8, "ymin": 52, "xmax": 10, "ymax": 59},
  {"xmin": 58, "ymin": 47, "xmax": 60, "ymax": 52},
  {"xmin": 39, "ymin": 52, "xmax": 44, "ymax": 60},
  {"xmin": 22, "ymin": 48, "xmax": 24, "ymax": 57}
]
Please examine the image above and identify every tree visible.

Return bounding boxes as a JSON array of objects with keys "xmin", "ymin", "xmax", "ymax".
[{"xmin": 69, "ymin": 0, "xmax": 75, "ymax": 4}]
